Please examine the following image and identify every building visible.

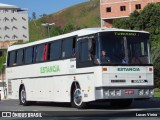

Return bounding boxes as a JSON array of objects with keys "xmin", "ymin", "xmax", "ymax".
[
  {"xmin": 0, "ymin": 3, "xmax": 29, "ymax": 49},
  {"xmin": 100, "ymin": 0, "xmax": 160, "ymax": 28},
  {"xmin": 0, "ymin": 3, "xmax": 28, "ymax": 99}
]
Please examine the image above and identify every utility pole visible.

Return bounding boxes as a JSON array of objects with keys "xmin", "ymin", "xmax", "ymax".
[{"xmin": 41, "ymin": 23, "xmax": 55, "ymax": 37}]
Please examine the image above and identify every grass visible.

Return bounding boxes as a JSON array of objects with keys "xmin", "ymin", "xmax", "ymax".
[
  {"xmin": 154, "ymin": 88, "xmax": 160, "ymax": 98},
  {"xmin": 29, "ymin": 0, "xmax": 100, "ymax": 41}
]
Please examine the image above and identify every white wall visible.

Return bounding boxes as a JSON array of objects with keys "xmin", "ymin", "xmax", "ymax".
[{"xmin": 0, "ymin": 8, "xmax": 29, "ymax": 42}]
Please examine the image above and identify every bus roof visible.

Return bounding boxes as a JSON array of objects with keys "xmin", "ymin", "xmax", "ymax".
[{"xmin": 8, "ymin": 28, "xmax": 149, "ymax": 51}]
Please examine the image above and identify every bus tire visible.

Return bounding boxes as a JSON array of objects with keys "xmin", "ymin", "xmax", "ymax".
[
  {"xmin": 110, "ymin": 99, "xmax": 132, "ymax": 108},
  {"xmin": 19, "ymin": 86, "xmax": 30, "ymax": 106},
  {"xmin": 71, "ymin": 87, "xmax": 87, "ymax": 109}
]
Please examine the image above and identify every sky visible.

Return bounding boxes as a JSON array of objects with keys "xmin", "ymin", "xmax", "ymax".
[{"xmin": 0, "ymin": 0, "xmax": 88, "ymax": 18}]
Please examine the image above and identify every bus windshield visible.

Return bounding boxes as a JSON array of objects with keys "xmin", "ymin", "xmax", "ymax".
[{"xmin": 96, "ymin": 32, "xmax": 150, "ymax": 65}]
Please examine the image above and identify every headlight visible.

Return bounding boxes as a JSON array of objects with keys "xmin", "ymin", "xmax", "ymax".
[
  {"xmin": 138, "ymin": 89, "xmax": 144, "ymax": 95},
  {"xmin": 150, "ymin": 89, "xmax": 154, "ymax": 95},
  {"xmin": 144, "ymin": 89, "xmax": 149, "ymax": 95},
  {"xmin": 110, "ymin": 90, "xmax": 115, "ymax": 96},
  {"xmin": 104, "ymin": 90, "xmax": 109, "ymax": 96},
  {"xmin": 115, "ymin": 90, "xmax": 121, "ymax": 96}
]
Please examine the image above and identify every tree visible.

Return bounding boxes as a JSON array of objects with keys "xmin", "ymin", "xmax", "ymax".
[
  {"xmin": 39, "ymin": 13, "xmax": 47, "ymax": 18},
  {"xmin": 32, "ymin": 12, "xmax": 36, "ymax": 20},
  {"xmin": 113, "ymin": 18, "xmax": 130, "ymax": 29},
  {"xmin": 50, "ymin": 26, "xmax": 63, "ymax": 37},
  {"xmin": 63, "ymin": 22, "xmax": 75, "ymax": 34},
  {"xmin": 0, "ymin": 50, "xmax": 6, "ymax": 73}
]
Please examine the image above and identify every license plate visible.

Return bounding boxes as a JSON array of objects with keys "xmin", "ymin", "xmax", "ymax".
[{"xmin": 125, "ymin": 90, "xmax": 134, "ymax": 94}]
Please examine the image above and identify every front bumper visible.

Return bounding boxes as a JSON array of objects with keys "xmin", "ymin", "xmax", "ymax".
[{"xmin": 95, "ymin": 86, "xmax": 154, "ymax": 100}]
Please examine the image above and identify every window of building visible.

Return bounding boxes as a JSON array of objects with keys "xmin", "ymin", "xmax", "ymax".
[
  {"xmin": 22, "ymin": 17, "xmax": 26, "ymax": 21},
  {"xmin": 12, "ymin": 35, "xmax": 18, "ymax": 39},
  {"xmin": 3, "ymin": 17, "xmax": 9, "ymax": 22},
  {"xmin": 11, "ymin": 10, "xmax": 15, "ymax": 13},
  {"xmin": 135, "ymin": 4, "xmax": 141, "ymax": 10},
  {"xmin": 23, "ymin": 35, "xmax": 27, "ymax": 38},
  {"xmin": 4, "ymin": 9, "xmax": 8, "ymax": 13},
  {"xmin": 12, "ymin": 26, "xmax": 18, "ymax": 30},
  {"xmin": 11, "ymin": 17, "xmax": 17, "ymax": 22},
  {"xmin": 62, "ymin": 38, "xmax": 74, "ymax": 59},
  {"xmin": 4, "ymin": 26, "xmax": 9, "ymax": 30},
  {"xmin": 106, "ymin": 7, "xmax": 111, "ymax": 12},
  {"xmin": 25, "ymin": 47, "xmax": 33, "ymax": 64},
  {"xmin": 16, "ymin": 49, "xmax": 24, "ymax": 65},
  {"xmin": 120, "ymin": 6, "xmax": 126, "ymax": 11},
  {"xmin": 22, "ymin": 26, "xmax": 27, "ymax": 29},
  {"xmin": 4, "ymin": 35, "xmax": 10, "ymax": 39},
  {"xmin": 50, "ymin": 40, "xmax": 62, "ymax": 60}
]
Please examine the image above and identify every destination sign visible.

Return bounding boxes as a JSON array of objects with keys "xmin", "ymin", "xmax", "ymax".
[{"xmin": 114, "ymin": 32, "xmax": 137, "ymax": 36}]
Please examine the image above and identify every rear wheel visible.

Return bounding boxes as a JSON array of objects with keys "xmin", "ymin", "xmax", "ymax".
[
  {"xmin": 19, "ymin": 86, "xmax": 30, "ymax": 106},
  {"xmin": 110, "ymin": 99, "xmax": 133, "ymax": 108},
  {"xmin": 71, "ymin": 87, "xmax": 87, "ymax": 109}
]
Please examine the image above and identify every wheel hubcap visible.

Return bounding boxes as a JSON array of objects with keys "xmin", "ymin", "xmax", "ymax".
[
  {"xmin": 74, "ymin": 89, "xmax": 82, "ymax": 106},
  {"xmin": 21, "ymin": 89, "xmax": 26, "ymax": 103}
]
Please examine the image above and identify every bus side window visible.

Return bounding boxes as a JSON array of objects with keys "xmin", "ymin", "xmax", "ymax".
[
  {"xmin": 8, "ymin": 51, "xmax": 16, "ymax": 67},
  {"xmin": 89, "ymin": 38, "xmax": 95, "ymax": 60},
  {"xmin": 62, "ymin": 37, "xmax": 74, "ymax": 59},
  {"xmin": 13, "ymin": 51, "xmax": 17, "ymax": 66},
  {"xmin": 25, "ymin": 47, "xmax": 33, "ymax": 64},
  {"xmin": 71, "ymin": 37, "xmax": 76, "ymax": 58},
  {"xmin": 36, "ymin": 44, "xmax": 44, "ymax": 62},
  {"xmin": 32, "ymin": 46, "xmax": 37, "ymax": 63},
  {"xmin": 80, "ymin": 39, "xmax": 91, "ymax": 62},
  {"xmin": 43, "ymin": 44, "xmax": 48, "ymax": 61},
  {"xmin": 47, "ymin": 43, "xmax": 51, "ymax": 60},
  {"xmin": 50, "ymin": 40, "xmax": 62, "ymax": 60},
  {"xmin": 16, "ymin": 49, "xmax": 24, "ymax": 65}
]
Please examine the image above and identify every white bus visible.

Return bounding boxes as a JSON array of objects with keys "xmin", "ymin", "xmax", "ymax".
[{"xmin": 6, "ymin": 28, "xmax": 154, "ymax": 109}]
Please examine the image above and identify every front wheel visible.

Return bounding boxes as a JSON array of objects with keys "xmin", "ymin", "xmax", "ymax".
[
  {"xmin": 71, "ymin": 88, "xmax": 87, "ymax": 109},
  {"xmin": 19, "ymin": 86, "xmax": 30, "ymax": 106}
]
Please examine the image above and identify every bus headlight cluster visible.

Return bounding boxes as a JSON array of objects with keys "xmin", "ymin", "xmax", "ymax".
[
  {"xmin": 115, "ymin": 90, "xmax": 121, "ymax": 96},
  {"xmin": 138, "ymin": 89, "xmax": 154, "ymax": 96},
  {"xmin": 150, "ymin": 89, "xmax": 154, "ymax": 95},
  {"xmin": 110, "ymin": 90, "xmax": 115, "ymax": 96},
  {"xmin": 104, "ymin": 90, "xmax": 109, "ymax": 96},
  {"xmin": 144, "ymin": 89, "xmax": 149, "ymax": 95},
  {"xmin": 138, "ymin": 89, "xmax": 144, "ymax": 95},
  {"xmin": 104, "ymin": 90, "xmax": 121, "ymax": 97}
]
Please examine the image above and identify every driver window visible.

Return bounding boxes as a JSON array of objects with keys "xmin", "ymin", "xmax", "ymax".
[{"xmin": 80, "ymin": 39, "xmax": 91, "ymax": 62}]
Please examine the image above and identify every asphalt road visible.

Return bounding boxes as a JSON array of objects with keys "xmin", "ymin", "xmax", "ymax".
[{"xmin": 0, "ymin": 99, "xmax": 160, "ymax": 119}]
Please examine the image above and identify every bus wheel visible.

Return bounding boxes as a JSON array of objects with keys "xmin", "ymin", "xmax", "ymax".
[
  {"xmin": 71, "ymin": 88, "xmax": 87, "ymax": 109},
  {"xmin": 19, "ymin": 86, "xmax": 29, "ymax": 106},
  {"xmin": 110, "ymin": 99, "xmax": 132, "ymax": 108}
]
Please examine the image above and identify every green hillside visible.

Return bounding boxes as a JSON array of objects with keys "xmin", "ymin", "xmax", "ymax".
[{"xmin": 29, "ymin": 0, "xmax": 100, "ymax": 42}]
